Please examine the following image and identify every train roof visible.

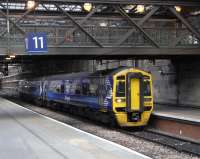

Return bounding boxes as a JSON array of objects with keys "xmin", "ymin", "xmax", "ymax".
[
  {"xmin": 30, "ymin": 67, "xmax": 147, "ymax": 81},
  {"xmin": 92, "ymin": 66, "xmax": 127, "ymax": 76}
]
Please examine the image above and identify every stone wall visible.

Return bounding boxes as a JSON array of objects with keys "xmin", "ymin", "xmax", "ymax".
[{"xmin": 178, "ymin": 60, "xmax": 200, "ymax": 107}]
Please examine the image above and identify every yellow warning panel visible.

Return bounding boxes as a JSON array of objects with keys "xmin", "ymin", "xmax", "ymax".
[{"xmin": 131, "ymin": 78, "xmax": 140, "ymax": 111}]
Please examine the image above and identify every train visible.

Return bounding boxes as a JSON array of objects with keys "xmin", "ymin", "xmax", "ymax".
[{"xmin": 1, "ymin": 67, "xmax": 153, "ymax": 127}]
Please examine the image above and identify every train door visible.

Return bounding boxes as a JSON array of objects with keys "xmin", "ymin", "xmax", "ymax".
[
  {"xmin": 98, "ymin": 77, "xmax": 106, "ymax": 111},
  {"xmin": 42, "ymin": 80, "xmax": 48, "ymax": 101},
  {"xmin": 126, "ymin": 73, "xmax": 144, "ymax": 113}
]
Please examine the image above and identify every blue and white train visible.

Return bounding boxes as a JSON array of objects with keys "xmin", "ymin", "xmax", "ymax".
[{"xmin": 5, "ymin": 67, "xmax": 154, "ymax": 127}]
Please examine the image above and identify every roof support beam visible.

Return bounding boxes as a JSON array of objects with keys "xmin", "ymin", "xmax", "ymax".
[
  {"xmin": 169, "ymin": 30, "xmax": 190, "ymax": 47},
  {"xmin": 41, "ymin": 4, "xmax": 50, "ymax": 11},
  {"xmin": 114, "ymin": 5, "xmax": 160, "ymax": 48},
  {"xmin": 0, "ymin": 3, "xmax": 6, "ymax": 9},
  {"xmin": 55, "ymin": 4, "xmax": 103, "ymax": 47},
  {"xmin": 0, "ymin": 10, "xmax": 26, "ymax": 37},
  {"xmin": 7, "ymin": 0, "xmax": 200, "ymax": 7},
  {"xmin": 115, "ymin": 6, "xmax": 160, "ymax": 46},
  {"xmin": 0, "ymin": 46, "xmax": 199, "ymax": 56},
  {"xmin": 57, "ymin": 5, "xmax": 102, "ymax": 45},
  {"xmin": 169, "ymin": 7, "xmax": 200, "ymax": 43},
  {"xmin": 0, "ymin": 8, "xmax": 34, "ymax": 37}
]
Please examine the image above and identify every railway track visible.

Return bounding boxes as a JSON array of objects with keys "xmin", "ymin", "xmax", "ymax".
[
  {"xmin": 3, "ymin": 96, "xmax": 200, "ymax": 158},
  {"xmin": 120, "ymin": 128, "xmax": 200, "ymax": 156}
]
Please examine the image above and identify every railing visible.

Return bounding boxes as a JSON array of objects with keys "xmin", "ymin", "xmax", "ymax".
[{"xmin": 1, "ymin": 26, "xmax": 199, "ymax": 48}]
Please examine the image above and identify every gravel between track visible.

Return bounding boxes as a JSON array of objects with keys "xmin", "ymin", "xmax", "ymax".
[{"xmin": 9, "ymin": 99, "xmax": 200, "ymax": 159}]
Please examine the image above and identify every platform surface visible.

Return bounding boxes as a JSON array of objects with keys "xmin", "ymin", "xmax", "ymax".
[
  {"xmin": 0, "ymin": 97, "xmax": 150, "ymax": 159},
  {"xmin": 153, "ymin": 104, "xmax": 200, "ymax": 123}
]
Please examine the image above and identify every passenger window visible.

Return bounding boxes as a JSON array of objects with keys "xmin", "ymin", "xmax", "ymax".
[
  {"xmin": 89, "ymin": 84, "xmax": 98, "ymax": 96},
  {"xmin": 61, "ymin": 84, "xmax": 64, "ymax": 93},
  {"xmin": 82, "ymin": 83, "xmax": 89, "ymax": 95},
  {"xmin": 117, "ymin": 76, "xmax": 125, "ymax": 80},
  {"xmin": 75, "ymin": 84, "xmax": 81, "ymax": 95},
  {"xmin": 65, "ymin": 80, "xmax": 71, "ymax": 94},
  {"xmin": 49, "ymin": 80, "xmax": 62, "ymax": 93},
  {"xmin": 144, "ymin": 81, "xmax": 151, "ymax": 96},
  {"xmin": 88, "ymin": 78, "xmax": 98, "ymax": 96},
  {"xmin": 116, "ymin": 81, "xmax": 125, "ymax": 97},
  {"xmin": 56, "ymin": 88, "xmax": 60, "ymax": 93}
]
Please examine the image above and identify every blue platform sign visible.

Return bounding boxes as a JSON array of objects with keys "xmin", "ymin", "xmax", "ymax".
[{"xmin": 25, "ymin": 32, "xmax": 48, "ymax": 53}]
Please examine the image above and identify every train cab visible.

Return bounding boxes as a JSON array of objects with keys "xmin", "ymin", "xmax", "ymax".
[{"xmin": 112, "ymin": 68, "xmax": 153, "ymax": 127}]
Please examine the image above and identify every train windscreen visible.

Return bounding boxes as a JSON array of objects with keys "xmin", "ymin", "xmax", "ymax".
[
  {"xmin": 143, "ymin": 81, "xmax": 151, "ymax": 96},
  {"xmin": 116, "ymin": 81, "xmax": 125, "ymax": 97}
]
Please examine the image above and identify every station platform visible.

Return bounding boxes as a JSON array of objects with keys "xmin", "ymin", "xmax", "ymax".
[
  {"xmin": 153, "ymin": 104, "xmax": 200, "ymax": 124},
  {"xmin": 150, "ymin": 104, "xmax": 200, "ymax": 143},
  {"xmin": 0, "ymin": 97, "xmax": 150, "ymax": 159}
]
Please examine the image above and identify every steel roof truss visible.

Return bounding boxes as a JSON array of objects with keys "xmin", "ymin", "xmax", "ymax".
[
  {"xmin": 115, "ymin": 6, "xmax": 160, "ymax": 46},
  {"xmin": 55, "ymin": 3, "xmax": 103, "ymax": 47},
  {"xmin": 57, "ymin": 4, "xmax": 102, "ymax": 45},
  {"xmin": 114, "ymin": 5, "xmax": 160, "ymax": 48},
  {"xmin": 169, "ymin": 7, "xmax": 200, "ymax": 45}
]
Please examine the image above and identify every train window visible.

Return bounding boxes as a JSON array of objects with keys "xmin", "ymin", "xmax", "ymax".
[
  {"xmin": 75, "ymin": 84, "xmax": 81, "ymax": 95},
  {"xmin": 87, "ymin": 78, "xmax": 98, "ymax": 96},
  {"xmin": 49, "ymin": 80, "xmax": 62, "ymax": 93},
  {"xmin": 89, "ymin": 84, "xmax": 98, "ymax": 96},
  {"xmin": 61, "ymin": 84, "xmax": 64, "ymax": 93},
  {"xmin": 65, "ymin": 80, "xmax": 71, "ymax": 94},
  {"xmin": 82, "ymin": 83, "xmax": 89, "ymax": 95},
  {"xmin": 143, "ymin": 81, "xmax": 151, "ymax": 96},
  {"xmin": 117, "ymin": 76, "xmax": 125, "ymax": 80},
  {"xmin": 30, "ymin": 86, "xmax": 37, "ymax": 92},
  {"xmin": 144, "ymin": 76, "xmax": 150, "ymax": 80},
  {"xmin": 116, "ymin": 81, "xmax": 125, "ymax": 97}
]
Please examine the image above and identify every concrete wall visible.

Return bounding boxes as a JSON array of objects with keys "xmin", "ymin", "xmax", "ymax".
[
  {"xmin": 178, "ymin": 60, "xmax": 200, "ymax": 107},
  {"xmin": 95, "ymin": 59, "xmax": 178, "ymax": 105},
  {"xmin": 19, "ymin": 60, "xmax": 94, "ymax": 76},
  {"xmin": 123, "ymin": 59, "xmax": 200, "ymax": 108},
  {"xmin": 139, "ymin": 60, "xmax": 178, "ymax": 105}
]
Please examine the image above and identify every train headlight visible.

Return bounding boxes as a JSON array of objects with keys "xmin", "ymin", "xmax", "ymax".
[{"xmin": 116, "ymin": 98, "xmax": 125, "ymax": 103}]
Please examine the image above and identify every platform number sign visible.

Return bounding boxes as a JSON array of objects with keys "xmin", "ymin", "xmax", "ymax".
[{"xmin": 25, "ymin": 32, "xmax": 48, "ymax": 53}]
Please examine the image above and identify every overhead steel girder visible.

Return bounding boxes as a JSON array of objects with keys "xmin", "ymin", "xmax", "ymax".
[
  {"xmin": 169, "ymin": 7, "xmax": 200, "ymax": 43},
  {"xmin": 55, "ymin": 4, "xmax": 103, "ymax": 47},
  {"xmin": 0, "ymin": 3, "xmax": 38, "ymax": 37},
  {"xmin": 114, "ymin": 5, "xmax": 160, "ymax": 48},
  {"xmin": 0, "ymin": 10, "xmax": 30, "ymax": 37},
  {"xmin": 3, "ymin": 0, "xmax": 200, "ymax": 6},
  {"xmin": 57, "ymin": 5, "xmax": 102, "ymax": 45},
  {"xmin": 0, "ymin": 46, "xmax": 200, "ymax": 56},
  {"xmin": 116, "ymin": 6, "xmax": 160, "ymax": 46}
]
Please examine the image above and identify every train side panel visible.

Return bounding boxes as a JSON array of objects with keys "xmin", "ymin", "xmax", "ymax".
[
  {"xmin": 44, "ymin": 76, "xmax": 113, "ymax": 112},
  {"xmin": 16, "ymin": 68, "xmax": 153, "ymax": 127}
]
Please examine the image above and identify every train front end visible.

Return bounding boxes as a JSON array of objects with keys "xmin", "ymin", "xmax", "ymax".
[{"xmin": 113, "ymin": 68, "xmax": 153, "ymax": 127}]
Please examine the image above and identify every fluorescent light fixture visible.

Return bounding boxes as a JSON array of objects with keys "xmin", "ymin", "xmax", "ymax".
[
  {"xmin": 99, "ymin": 22, "xmax": 107, "ymax": 27},
  {"xmin": 26, "ymin": 0, "xmax": 36, "ymax": 10},
  {"xmin": 9, "ymin": 55, "xmax": 16, "ymax": 58},
  {"xmin": 83, "ymin": 3, "xmax": 92, "ymax": 12},
  {"xmin": 175, "ymin": 6, "xmax": 182, "ymax": 12},
  {"xmin": 5, "ymin": 57, "xmax": 11, "ymax": 60},
  {"xmin": 136, "ymin": 5, "xmax": 145, "ymax": 13}
]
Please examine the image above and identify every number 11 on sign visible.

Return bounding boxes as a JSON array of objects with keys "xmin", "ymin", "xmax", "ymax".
[
  {"xmin": 33, "ymin": 36, "xmax": 44, "ymax": 49},
  {"xmin": 25, "ymin": 32, "xmax": 47, "ymax": 53}
]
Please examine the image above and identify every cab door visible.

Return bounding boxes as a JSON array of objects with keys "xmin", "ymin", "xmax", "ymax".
[
  {"xmin": 42, "ymin": 80, "xmax": 48, "ymax": 101},
  {"xmin": 130, "ymin": 78, "xmax": 140, "ymax": 111},
  {"xmin": 126, "ymin": 73, "xmax": 144, "ymax": 113}
]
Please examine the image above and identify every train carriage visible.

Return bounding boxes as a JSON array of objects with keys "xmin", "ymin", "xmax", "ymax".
[{"xmin": 18, "ymin": 67, "xmax": 153, "ymax": 127}]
